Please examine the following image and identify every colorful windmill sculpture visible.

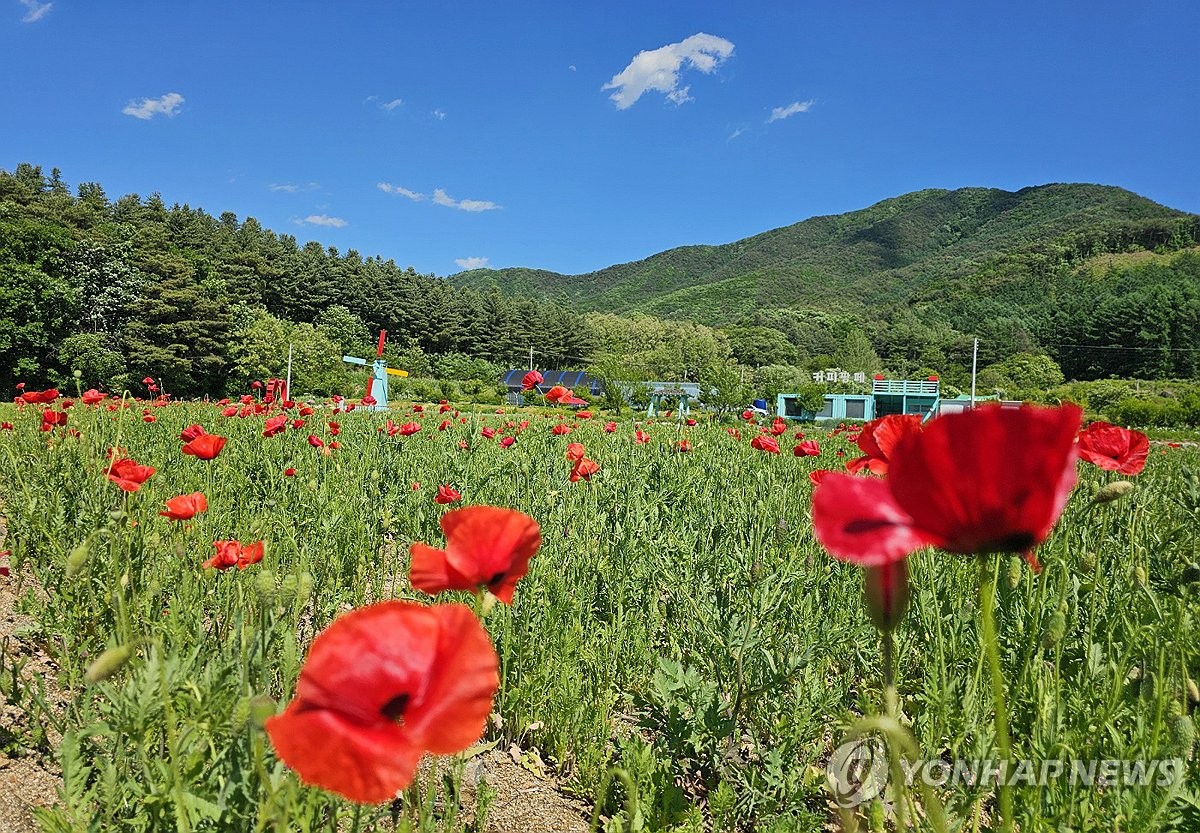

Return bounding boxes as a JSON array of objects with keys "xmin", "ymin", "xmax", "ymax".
[{"xmin": 342, "ymin": 330, "xmax": 408, "ymax": 411}]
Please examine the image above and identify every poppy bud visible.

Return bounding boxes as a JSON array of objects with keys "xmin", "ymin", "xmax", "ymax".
[
  {"xmin": 1005, "ymin": 555, "xmax": 1023, "ymax": 590},
  {"xmin": 84, "ymin": 644, "xmax": 132, "ymax": 684},
  {"xmin": 1169, "ymin": 715, "xmax": 1196, "ymax": 758},
  {"xmin": 863, "ymin": 560, "xmax": 908, "ymax": 633},
  {"xmin": 1181, "ymin": 563, "xmax": 1200, "ymax": 584},
  {"xmin": 248, "ymin": 694, "xmax": 278, "ymax": 729},
  {"xmin": 1188, "ymin": 678, "xmax": 1200, "ymax": 704},
  {"xmin": 297, "ymin": 571, "xmax": 313, "ymax": 606},
  {"xmin": 231, "ymin": 696, "xmax": 251, "ymax": 730},
  {"xmin": 256, "ymin": 569, "xmax": 276, "ymax": 603},
  {"xmin": 280, "ymin": 575, "xmax": 298, "ymax": 606},
  {"xmin": 1132, "ymin": 565, "xmax": 1148, "ymax": 588},
  {"xmin": 1093, "ymin": 480, "xmax": 1134, "ymax": 505},
  {"xmin": 65, "ymin": 537, "xmax": 91, "ymax": 578},
  {"xmin": 1043, "ymin": 609, "xmax": 1067, "ymax": 649}
]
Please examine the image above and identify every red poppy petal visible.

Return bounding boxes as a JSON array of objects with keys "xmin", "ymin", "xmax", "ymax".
[
  {"xmin": 440, "ymin": 507, "xmax": 541, "ymax": 597},
  {"xmin": 409, "ymin": 544, "xmax": 477, "ymax": 595},
  {"xmin": 402, "ymin": 604, "xmax": 499, "ymax": 754},
  {"xmin": 265, "ymin": 698, "xmax": 422, "ymax": 803},
  {"xmin": 812, "ymin": 473, "xmax": 930, "ymax": 565},
  {"xmin": 889, "ymin": 405, "xmax": 1080, "ymax": 555}
]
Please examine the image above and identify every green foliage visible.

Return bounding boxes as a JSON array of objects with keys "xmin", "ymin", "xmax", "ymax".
[{"xmin": 56, "ymin": 332, "xmax": 129, "ymax": 391}]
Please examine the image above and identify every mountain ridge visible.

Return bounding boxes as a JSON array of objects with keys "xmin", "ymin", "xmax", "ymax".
[{"xmin": 452, "ymin": 183, "xmax": 1196, "ymax": 324}]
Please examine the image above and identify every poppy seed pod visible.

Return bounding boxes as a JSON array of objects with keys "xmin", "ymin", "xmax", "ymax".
[
  {"xmin": 863, "ymin": 560, "xmax": 909, "ymax": 633},
  {"xmin": 84, "ymin": 644, "xmax": 132, "ymax": 684}
]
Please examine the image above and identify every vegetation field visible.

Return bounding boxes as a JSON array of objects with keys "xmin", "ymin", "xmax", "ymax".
[{"xmin": 1, "ymin": 390, "xmax": 1198, "ymax": 832}]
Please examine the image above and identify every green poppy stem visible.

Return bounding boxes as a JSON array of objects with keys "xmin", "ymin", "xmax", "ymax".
[{"xmin": 979, "ymin": 555, "xmax": 1013, "ymax": 832}]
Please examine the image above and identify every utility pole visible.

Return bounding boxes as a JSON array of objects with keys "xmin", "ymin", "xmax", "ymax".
[
  {"xmin": 970, "ymin": 337, "xmax": 979, "ymax": 409},
  {"xmin": 286, "ymin": 344, "xmax": 294, "ymax": 400},
  {"xmin": 529, "ymin": 345, "xmax": 534, "ymax": 371}
]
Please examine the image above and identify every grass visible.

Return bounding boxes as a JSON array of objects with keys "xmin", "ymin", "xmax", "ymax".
[{"xmin": 1, "ymin": 398, "xmax": 1198, "ymax": 831}]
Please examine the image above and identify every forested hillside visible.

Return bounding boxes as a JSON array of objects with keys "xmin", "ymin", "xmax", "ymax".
[{"xmin": 0, "ymin": 164, "xmax": 591, "ymax": 398}]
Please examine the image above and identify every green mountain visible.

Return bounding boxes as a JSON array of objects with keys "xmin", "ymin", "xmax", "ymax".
[{"xmin": 453, "ymin": 184, "xmax": 1197, "ymax": 324}]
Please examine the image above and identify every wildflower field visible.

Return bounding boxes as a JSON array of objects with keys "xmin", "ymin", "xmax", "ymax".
[{"xmin": 1, "ymin": 389, "xmax": 1199, "ymax": 832}]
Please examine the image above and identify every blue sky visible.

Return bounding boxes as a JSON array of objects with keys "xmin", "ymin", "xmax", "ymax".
[{"xmin": 3, "ymin": 1, "xmax": 1198, "ymax": 277}]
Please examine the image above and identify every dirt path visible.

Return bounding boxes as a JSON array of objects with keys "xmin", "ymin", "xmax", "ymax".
[{"xmin": 0, "ymin": 557, "xmax": 64, "ymax": 833}]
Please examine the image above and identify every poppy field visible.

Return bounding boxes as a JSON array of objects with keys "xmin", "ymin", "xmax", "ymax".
[{"xmin": 1, "ymin": 388, "xmax": 1199, "ymax": 832}]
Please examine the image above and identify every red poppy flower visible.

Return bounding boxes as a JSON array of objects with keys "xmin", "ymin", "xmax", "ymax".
[
  {"xmin": 299, "ymin": 405, "xmax": 314, "ymax": 416},
  {"xmin": 634, "ymin": 429, "xmax": 650, "ymax": 445},
  {"xmin": 292, "ymin": 419, "xmax": 306, "ymax": 430},
  {"xmin": 251, "ymin": 380, "xmax": 263, "ymax": 389},
  {"xmin": 308, "ymin": 435, "xmax": 325, "ymax": 448},
  {"xmin": 40, "ymin": 410, "xmax": 67, "ymax": 431},
  {"xmin": 107, "ymin": 457, "xmax": 155, "ymax": 492},
  {"xmin": 551, "ymin": 424, "xmax": 572, "ymax": 436},
  {"xmin": 182, "ymin": 434, "xmax": 227, "ymax": 460},
  {"xmin": 361, "ymin": 395, "xmax": 377, "ymax": 407},
  {"xmin": 565, "ymin": 442, "xmax": 585, "ymax": 463},
  {"xmin": 794, "ymin": 439, "xmax": 821, "ymax": 457},
  {"xmin": 602, "ymin": 421, "xmax": 616, "ymax": 433},
  {"xmin": 576, "ymin": 410, "xmax": 592, "ymax": 419},
  {"xmin": 864, "ymin": 560, "xmax": 909, "ymax": 633},
  {"xmin": 410, "ymin": 506, "xmax": 541, "ymax": 603},
  {"xmin": 221, "ymin": 406, "xmax": 238, "ymax": 417},
  {"xmin": 522, "ymin": 370, "xmax": 543, "ymax": 391},
  {"xmin": 412, "ymin": 404, "xmax": 424, "ymax": 413},
  {"xmin": 676, "ymin": 439, "xmax": 693, "ymax": 452},
  {"xmin": 544, "ymin": 385, "xmax": 570, "ymax": 403},
  {"xmin": 263, "ymin": 414, "xmax": 288, "ymax": 437},
  {"xmin": 1076, "ymin": 421, "xmax": 1150, "ymax": 476},
  {"xmin": 434, "ymin": 485, "xmax": 461, "ymax": 505},
  {"xmin": 812, "ymin": 404, "xmax": 1081, "ymax": 566},
  {"xmin": 770, "ymin": 417, "xmax": 787, "ymax": 436},
  {"xmin": 741, "ymin": 409, "xmax": 755, "ymax": 422},
  {"xmin": 284, "ymin": 467, "xmax": 296, "ymax": 477},
  {"xmin": 846, "ymin": 414, "xmax": 922, "ymax": 475},
  {"xmin": 398, "ymin": 422, "xmax": 421, "ymax": 436},
  {"xmin": 499, "ymin": 436, "xmax": 515, "ymax": 448},
  {"xmin": 204, "ymin": 540, "xmax": 264, "ymax": 570},
  {"xmin": 22, "ymin": 388, "xmax": 60, "ymax": 405},
  {"xmin": 436, "ymin": 420, "xmax": 450, "ymax": 432},
  {"xmin": 727, "ymin": 428, "xmax": 742, "ymax": 440},
  {"xmin": 81, "ymin": 389, "xmax": 107, "ymax": 406},
  {"xmin": 809, "ymin": 469, "xmax": 834, "ymax": 487},
  {"xmin": 174, "ymin": 425, "xmax": 202, "ymax": 444},
  {"xmin": 160, "ymin": 492, "xmax": 208, "ymax": 521},
  {"xmin": 686, "ymin": 418, "xmax": 697, "ymax": 427},
  {"xmin": 0, "ymin": 422, "xmax": 12, "ymax": 431},
  {"xmin": 751, "ymin": 434, "xmax": 780, "ymax": 454},
  {"xmin": 264, "ymin": 601, "xmax": 498, "ymax": 804},
  {"xmin": 569, "ymin": 457, "xmax": 600, "ymax": 482},
  {"xmin": 481, "ymin": 427, "xmax": 496, "ymax": 439}
]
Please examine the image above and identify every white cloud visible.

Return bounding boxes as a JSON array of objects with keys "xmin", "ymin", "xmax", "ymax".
[
  {"xmin": 377, "ymin": 182, "xmax": 424, "ymax": 201},
  {"xmin": 123, "ymin": 92, "xmax": 185, "ymax": 120},
  {"xmin": 269, "ymin": 182, "xmax": 318, "ymax": 193},
  {"xmin": 433, "ymin": 109, "xmax": 446, "ymax": 120},
  {"xmin": 603, "ymin": 33, "xmax": 733, "ymax": 110},
  {"xmin": 569, "ymin": 64, "xmax": 577, "ymax": 72},
  {"xmin": 381, "ymin": 98, "xmax": 403, "ymax": 111},
  {"xmin": 19, "ymin": 0, "xmax": 52, "ymax": 22},
  {"xmin": 455, "ymin": 256, "xmax": 490, "ymax": 270},
  {"xmin": 767, "ymin": 99, "xmax": 814, "ymax": 123},
  {"xmin": 297, "ymin": 214, "xmax": 347, "ymax": 228},
  {"xmin": 432, "ymin": 188, "xmax": 500, "ymax": 212},
  {"xmin": 728, "ymin": 127, "xmax": 746, "ymax": 141}
]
